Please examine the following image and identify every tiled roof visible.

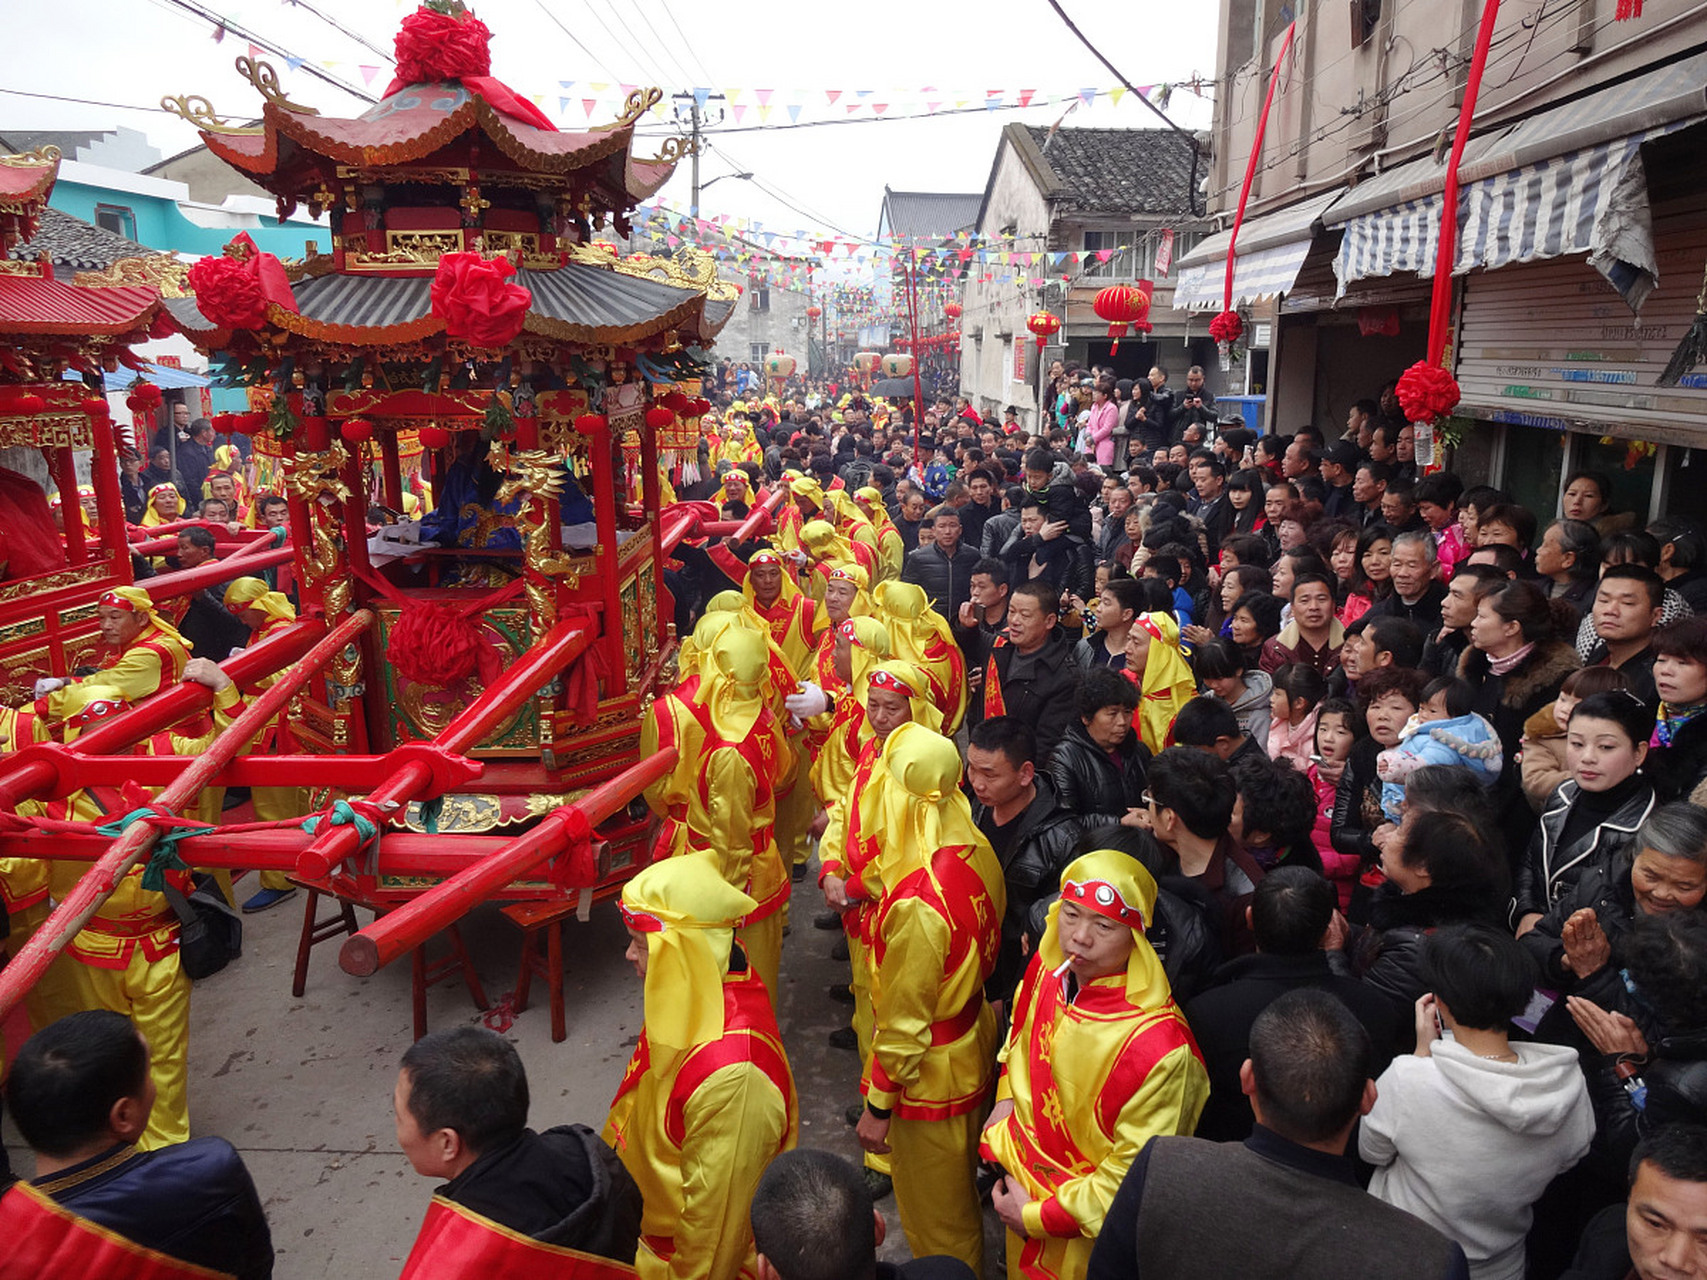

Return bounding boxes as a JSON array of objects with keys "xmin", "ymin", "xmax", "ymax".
[
  {"xmin": 880, "ymin": 190, "xmax": 983, "ymax": 239},
  {"xmin": 0, "ymin": 129, "xmax": 111, "ymax": 159},
  {"xmin": 1021, "ymin": 126, "xmax": 1205, "ymax": 216},
  {"xmin": 9, "ymin": 206, "xmax": 152, "ymax": 271}
]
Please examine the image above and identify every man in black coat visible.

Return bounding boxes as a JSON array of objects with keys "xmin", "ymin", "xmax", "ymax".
[
  {"xmin": 901, "ymin": 504, "xmax": 980, "ymax": 624},
  {"xmin": 1183, "ymin": 867, "xmax": 1398, "ymax": 1142},
  {"xmin": 1047, "ymin": 667, "xmax": 1149, "ymax": 828},
  {"xmin": 969, "ymin": 579, "xmax": 1082, "ymax": 765},
  {"xmin": 965, "ymin": 716, "xmax": 1084, "ymax": 1004}
]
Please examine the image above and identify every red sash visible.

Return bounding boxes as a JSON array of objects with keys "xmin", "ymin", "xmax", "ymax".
[
  {"xmin": 983, "ymin": 638, "xmax": 1007, "ymax": 719},
  {"xmin": 398, "ymin": 1196, "xmax": 638, "ymax": 1280},
  {"xmin": 0, "ymin": 1182, "xmax": 225, "ymax": 1280}
]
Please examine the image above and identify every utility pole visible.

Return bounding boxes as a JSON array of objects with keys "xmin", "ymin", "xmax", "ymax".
[{"xmin": 671, "ymin": 92, "xmax": 727, "ymax": 215}]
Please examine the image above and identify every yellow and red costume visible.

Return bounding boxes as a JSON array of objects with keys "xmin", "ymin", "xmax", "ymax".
[
  {"xmin": 854, "ymin": 485, "xmax": 906, "ymax": 583},
  {"xmin": 1127, "ymin": 612, "xmax": 1195, "ymax": 753},
  {"xmin": 38, "ymin": 587, "xmax": 192, "ymax": 722},
  {"xmin": 223, "ymin": 577, "xmax": 304, "ymax": 893},
  {"xmin": 875, "ymin": 581, "xmax": 968, "ymax": 734},
  {"xmin": 860, "ymin": 721, "xmax": 1004, "ymax": 1274},
  {"xmin": 800, "ymin": 519, "xmax": 878, "ymax": 599},
  {"xmin": 740, "ymin": 549, "xmax": 821, "ymax": 674},
  {"xmin": 670, "ymin": 628, "xmax": 796, "ymax": 999},
  {"xmin": 604, "ymin": 855, "xmax": 796, "ymax": 1280},
  {"xmin": 0, "ymin": 1181, "xmax": 227, "ymax": 1280},
  {"xmin": 981, "ymin": 850, "xmax": 1209, "ymax": 1280},
  {"xmin": 823, "ymin": 489, "xmax": 883, "ymax": 566},
  {"xmin": 53, "ymin": 675, "xmax": 244, "ymax": 1151},
  {"xmin": 781, "ymin": 474, "xmax": 827, "ymax": 556}
]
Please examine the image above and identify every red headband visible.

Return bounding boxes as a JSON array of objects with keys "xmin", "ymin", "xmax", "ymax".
[
  {"xmin": 99, "ymin": 590, "xmax": 139, "ymax": 612},
  {"xmin": 750, "ymin": 551, "xmax": 783, "ymax": 567},
  {"xmin": 1135, "ymin": 615, "xmax": 1165, "ymax": 644},
  {"xmin": 868, "ymin": 668, "xmax": 916, "ymax": 697},
  {"xmin": 619, "ymin": 903, "xmax": 665, "ymax": 933},
  {"xmin": 69, "ymin": 697, "xmax": 129, "ymax": 726},
  {"xmin": 1062, "ymin": 878, "xmax": 1146, "ymax": 928}
]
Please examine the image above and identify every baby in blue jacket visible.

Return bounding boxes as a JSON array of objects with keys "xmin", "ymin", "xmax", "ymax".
[{"xmin": 1376, "ymin": 677, "xmax": 1503, "ymax": 823}]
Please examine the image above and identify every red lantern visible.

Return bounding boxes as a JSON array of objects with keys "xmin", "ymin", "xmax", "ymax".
[
  {"xmin": 419, "ymin": 425, "xmax": 451, "ymax": 449},
  {"xmin": 1093, "ymin": 282, "xmax": 1152, "ymax": 354},
  {"xmin": 688, "ymin": 398, "xmax": 711, "ymax": 417},
  {"xmin": 340, "ymin": 417, "xmax": 372, "ymax": 444},
  {"xmin": 943, "ymin": 302, "xmax": 963, "ymax": 320},
  {"xmin": 1026, "ymin": 311, "xmax": 1062, "ymax": 350},
  {"xmin": 240, "ymin": 412, "xmax": 268, "ymax": 435},
  {"xmin": 81, "ymin": 396, "xmax": 111, "ymax": 418},
  {"xmin": 662, "ymin": 391, "xmax": 691, "ymax": 415},
  {"xmin": 805, "ymin": 305, "xmax": 823, "ymax": 320},
  {"xmin": 645, "ymin": 405, "xmax": 676, "ymax": 429},
  {"xmin": 576, "ymin": 413, "xmax": 608, "ymax": 435},
  {"xmin": 14, "ymin": 393, "xmax": 47, "ymax": 415}
]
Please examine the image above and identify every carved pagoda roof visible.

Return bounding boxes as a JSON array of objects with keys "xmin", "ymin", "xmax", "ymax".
[
  {"xmin": 0, "ymin": 146, "xmax": 62, "ymax": 254},
  {"xmin": 160, "ymin": 243, "xmax": 736, "ymax": 352},
  {"xmin": 198, "ymin": 82, "xmax": 677, "ymax": 220}
]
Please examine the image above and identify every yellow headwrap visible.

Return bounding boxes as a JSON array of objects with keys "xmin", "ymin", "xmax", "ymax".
[
  {"xmin": 1038, "ymin": 849, "xmax": 1171, "ymax": 1009},
  {"xmin": 1131, "ymin": 612, "xmax": 1195, "ymax": 753},
  {"xmin": 678, "ymin": 609, "xmax": 742, "ymax": 682},
  {"xmin": 790, "ymin": 474, "xmax": 825, "ymax": 513},
  {"xmin": 839, "ymin": 615, "xmax": 893, "ymax": 703},
  {"xmin": 740, "ymin": 548, "xmax": 805, "ymax": 616},
  {"xmin": 863, "ymin": 658, "xmax": 944, "ymax": 736},
  {"xmin": 694, "ymin": 626, "xmax": 768, "ymax": 742},
  {"xmin": 222, "ymin": 576, "xmax": 295, "ymax": 627},
  {"xmin": 822, "ymin": 563, "xmax": 873, "ymax": 619},
  {"xmin": 874, "ymin": 580, "xmax": 957, "ymax": 669},
  {"xmin": 864, "ymin": 720, "xmax": 988, "ymax": 889},
  {"xmin": 99, "ymin": 586, "xmax": 191, "ymax": 652},
  {"xmin": 619, "ymin": 851, "xmax": 758, "ymax": 1052},
  {"xmin": 854, "ymin": 487, "xmax": 898, "ymax": 535},
  {"xmin": 140, "ymin": 483, "xmax": 181, "ymax": 527},
  {"xmin": 800, "ymin": 519, "xmax": 856, "ymax": 569}
]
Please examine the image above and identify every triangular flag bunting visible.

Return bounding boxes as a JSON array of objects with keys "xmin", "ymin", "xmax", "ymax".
[
  {"xmin": 786, "ymin": 103, "xmax": 802, "ymax": 122},
  {"xmin": 359, "ymin": 65, "xmax": 380, "ymax": 85},
  {"xmin": 1078, "ymin": 87, "xmax": 1097, "ymax": 105},
  {"xmin": 1109, "ymin": 87, "xmax": 1126, "ymax": 107},
  {"xmin": 755, "ymin": 88, "xmax": 773, "ymax": 105}
]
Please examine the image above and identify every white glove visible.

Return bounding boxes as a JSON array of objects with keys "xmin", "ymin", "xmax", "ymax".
[
  {"xmin": 227, "ymin": 647, "xmax": 247, "ymax": 659},
  {"xmin": 33, "ymin": 677, "xmax": 65, "ymax": 699},
  {"xmin": 785, "ymin": 682, "xmax": 830, "ymax": 718}
]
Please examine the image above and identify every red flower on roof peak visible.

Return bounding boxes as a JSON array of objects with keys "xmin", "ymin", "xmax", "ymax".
[{"xmin": 393, "ymin": 3, "xmax": 492, "ymax": 86}]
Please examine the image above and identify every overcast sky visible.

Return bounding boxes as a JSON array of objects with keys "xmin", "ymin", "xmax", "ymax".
[{"xmin": 4, "ymin": 0, "xmax": 1219, "ymax": 255}]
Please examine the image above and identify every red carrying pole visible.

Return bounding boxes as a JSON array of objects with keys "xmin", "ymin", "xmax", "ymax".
[
  {"xmin": 907, "ymin": 249, "xmax": 924, "ymax": 472},
  {"xmin": 1427, "ymin": 0, "xmax": 1503, "ymax": 366},
  {"xmin": 0, "ymin": 618, "xmax": 331, "ymax": 811},
  {"xmin": 0, "ymin": 609, "xmax": 377, "ymax": 1019},
  {"xmin": 292, "ymin": 618, "xmax": 597, "ymax": 880},
  {"xmin": 339, "ymin": 746, "xmax": 680, "ymax": 975}
]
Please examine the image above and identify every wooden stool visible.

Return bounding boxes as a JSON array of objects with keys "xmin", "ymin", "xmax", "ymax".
[
  {"xmin": 502, "ymin": 898, "xmax": 581, "ymax": 1043},
  {"xmin": 290, "ymin": 883, "xmax": 489, "ymax": 1041},
  {"xmin": 411, "ymin": 924, "xmax": 490, "ymax": 1042},
  {"xmin": 291, "ymin": 883, "xmax": 359, "ymax": 999}
]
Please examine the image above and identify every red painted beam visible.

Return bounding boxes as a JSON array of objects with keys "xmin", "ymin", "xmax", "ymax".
[{"xmin": 0, "ymin": 610, "xmax": 376, "ymax": 1019}]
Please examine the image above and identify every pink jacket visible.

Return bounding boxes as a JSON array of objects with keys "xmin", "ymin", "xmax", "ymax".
[
  {"xmin": 1309, "ymin": 763, "xmax": 1362, "ymax": 911},
  {"xmin": 1266, "ymin": 706, "xmax": 1319, "ymax": 774},
  {"xmin": 1086, "ymin": 400, "xmax": 1118, "ymax": 466}
]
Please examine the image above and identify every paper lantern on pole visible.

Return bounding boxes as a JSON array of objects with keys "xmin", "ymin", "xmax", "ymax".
[
  {"xmin": 1093, "ymin": 281, "xmax": 1152, "ymax": 354},
  {"xmin": 765, "ymin": 352, "xmax": 797, "ymax": 381},
  {"xmin": 881, "ymin": 354, "xmax": 913, "ymax": 378},
  {"xmin": 943, "ymin": 301, "xmax": 963, "ymax": 320},
  {"xmin": 1026, "ymin": 310, "xmax": 1062, "ymax": 352},
  {"xmin": 853, "ymin": 351, "xmax": 880, "ymax": 376}
]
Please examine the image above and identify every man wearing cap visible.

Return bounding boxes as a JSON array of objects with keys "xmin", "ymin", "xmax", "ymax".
[
  {"xmin": 1319, "ymin": 442, "xmax": 1360, "ymax": 521},
  {"xmin": 982, "ymin": 850, "xmax": 1209, "ymax": 1280},
  {"xmin": 34, "ymin": 587, "xmax": 192, "ymax": 720},
  {"xmin": 223, "ymin": 578, "xmax": 305, "ymax": 912},
  {"xmin": 604, "ymin": 853, "xmax": 797, "ymax": 1280},
  {"xmin": 854, "ymin": 722, "xmax": 1005, "ymax": 1275}
]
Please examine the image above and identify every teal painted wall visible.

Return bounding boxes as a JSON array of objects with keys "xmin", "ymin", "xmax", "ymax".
[{"xmin": 51, "ymin": 180, "xmax": 331, "ymax": 259}]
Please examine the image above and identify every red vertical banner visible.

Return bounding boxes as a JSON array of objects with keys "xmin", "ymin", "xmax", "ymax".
[{"xmin": 1155, "ymin": 229, "xmax": 1175, "ymax": 278}]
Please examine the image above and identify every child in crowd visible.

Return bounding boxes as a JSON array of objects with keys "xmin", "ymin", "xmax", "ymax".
[
  {"xmin": 1266, "ymin": 663, "xmax": 1328, "ymax": 772},
  {"xmin": 1310, "ymin": 698, "xmax": 1364, "ymax": 911},
  {"xmin": 1375, "ymin": 677, "xmax": 1503, "ymax": 823},
  {"xmin": 1194, "ymin": 637, "xmax": 1273, "ymax": 750}
]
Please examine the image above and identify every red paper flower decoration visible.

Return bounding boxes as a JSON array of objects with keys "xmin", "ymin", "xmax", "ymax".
[
  {"xmin": 125, "ymin": 383, "xmax": 163, "ymax": 413},
  {"xmin": 393, "ymin": 5, "xmax": 493, "ymax": 84},
  {"xmin": 387, "ymin": 599, "xmax": 498, "ymax": 688},
  {"xmin": 1396, "ymin": 360, "xmax": 1462, "ymax": 424},
  {"xmin": 187, "ymin": 233, "xmax": 299, "ymax": 331},
  {"xmin": 430, "ymin": 252, "xmax": 532, "ymax": 348},
  {"xmin": 1208, "ymin": 311, "xmax": 1244, "ymax": 344}
]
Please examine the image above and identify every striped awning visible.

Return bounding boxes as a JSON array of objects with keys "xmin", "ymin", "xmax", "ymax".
[
  {"xmin": 1325, "ymin": 51, "xmax": 1707, "ymax": 311},
  {"xmin": 1172, "ymin": 189, "xmax": 1341, "ymax": 311}
]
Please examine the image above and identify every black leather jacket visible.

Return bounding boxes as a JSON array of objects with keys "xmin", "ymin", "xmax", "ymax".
[
  {"xmin": 900, "ymin": 540, "xmax": 981, "ymax": 622},
  {"xmin": 973, "ymin": 774, "xmax": 1084, "ymax": 1001},
  {"xmin": 1046, "ymin": 718, "xmax": 1151, "ymax": 829}
]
